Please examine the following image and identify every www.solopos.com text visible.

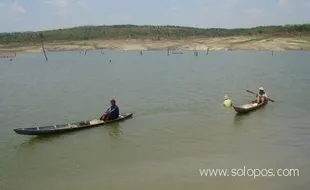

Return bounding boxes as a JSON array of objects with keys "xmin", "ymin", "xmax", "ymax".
[{"xmin": 199, "ymin": 166, "xmax": 300, "ymax": 179}]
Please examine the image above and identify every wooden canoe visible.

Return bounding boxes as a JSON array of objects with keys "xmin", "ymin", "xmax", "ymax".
[
  {"xmin": 233, "ymin": 100, "xmax": 268, "ymax": 114},
  {"xmin": 13, "ymin": 113, "xmax": 133, "ymax": 136}
]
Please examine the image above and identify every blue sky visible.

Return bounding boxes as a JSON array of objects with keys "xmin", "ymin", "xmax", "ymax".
[{"xmin": 0, "ymin": 0, "xmax": 310, "ymax": 32}]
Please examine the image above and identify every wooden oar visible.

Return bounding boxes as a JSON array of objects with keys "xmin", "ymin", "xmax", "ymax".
[{"xmin": 246, "ymin": 90, "xmax": 275, "ymax": 102}]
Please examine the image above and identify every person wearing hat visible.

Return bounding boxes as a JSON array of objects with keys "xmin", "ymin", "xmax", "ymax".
[
  {"xmin": 256, "ymin": 87, "xmax": 268, "ymax": 103},
  {"xmin": 223, "ymin": 95, "xmax": 232, "ymax": 107},
  {"xmin": 99, "ymin": 98, "xmax": 120, "ymax": 121}
]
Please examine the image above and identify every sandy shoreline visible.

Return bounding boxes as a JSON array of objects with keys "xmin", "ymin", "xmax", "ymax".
[{"xmin": 1, "ymin": 36, "xmax": 310, "ymax": 53}]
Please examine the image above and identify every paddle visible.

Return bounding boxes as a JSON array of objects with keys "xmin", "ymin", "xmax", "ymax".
[{"xmin": 246, "ymin": 90, "xmax": 275, "ymax": 102}]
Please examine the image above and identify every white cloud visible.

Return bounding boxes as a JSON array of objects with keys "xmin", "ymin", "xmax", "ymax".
[
  {"xmin": 12, "ymin": 1, "xmax": 26, "ymax": 13},
  {"xmin": 277, "ymin": 0, "xmax": 290, "ymax": 6},
  {"xmin": 45, "ymin": 0, "xmax": 68, "ymax": 9},
  {"xmin": 222, "ymin": 0, "xmax": 240, "ymax": 9},
  {"xmin": 171, "ymin": 6, "xmax": 180, "ymax": 11},
  {"xmin": 44, "ymin": 0, "xmax": 70, "ymax": 17},
  {"xmin": 277, "ymin": 0, "xmax": 310, "ymax": 6},
  {"xmin": 120, "ymin": 15, "xmax": 132, "ymax": 22},
  {"xmin": 0, "ymin": 0, "xmax": 25, "ymax": 13},
  {"xmin": 2, "ymin": 0, "xmax": 310, "ymax": 32},
  {"xmin": 77, "ymin": 0, "xmax": 88, "ymax": 9}
]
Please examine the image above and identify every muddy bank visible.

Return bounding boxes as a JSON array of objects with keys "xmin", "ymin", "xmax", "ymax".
[{"xmin": 1, "ymin": 36, "xmax": 310, "ymax": 53}]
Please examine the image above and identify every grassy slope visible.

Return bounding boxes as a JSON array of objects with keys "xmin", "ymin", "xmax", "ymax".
[{"xmin": 1, "ymin": 24, "xmax": 310, "ymax": 52}]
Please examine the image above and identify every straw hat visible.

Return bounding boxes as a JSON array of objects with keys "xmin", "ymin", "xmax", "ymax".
[
  {"xmin": 259, "ymin": 87, "xmax": 264, "ymax": 90},
  {"xmin": 110, "ymin": 96, "xmax": 116, "ymax": 102}
]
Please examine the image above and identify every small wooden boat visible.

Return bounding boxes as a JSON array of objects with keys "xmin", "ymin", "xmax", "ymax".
[
  {"xmin": 171, "ymin": 52, "xmax": 183, "ymax": 54},
  {"xmin": 14, "ymin": 113, "xmax": 133, "ymax": 136},
  {"xmin": 233, "ymin": 100, "xmax": 268, "ymax": 114}
]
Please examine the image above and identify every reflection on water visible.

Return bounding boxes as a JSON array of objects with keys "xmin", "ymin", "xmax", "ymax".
[
  {"xmin": 232, "ymin": 102, "xmax": 269, "ymax": 128},
  {"xmin": 105, "ymin": 123, "xmax": 123, "ymax": 137},
  {"xmin": 233, "ymin": 113, "xmax": 250, "ymax": 126},
  {"xmin": 16, "ymin": 134, "xmax": 64, "ymax": 150},
  {"xmin": 1, "ymin": 51, "xmax": 310, "ymax": 190},
  {"xmin": 16, "ymin": 123, "xmax": 124, "ymax": 148}
]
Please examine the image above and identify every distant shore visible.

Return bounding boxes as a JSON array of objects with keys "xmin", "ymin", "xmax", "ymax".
[{"xmin": 1, "ymin": 36, "xmax": 310, "ymax": 53}]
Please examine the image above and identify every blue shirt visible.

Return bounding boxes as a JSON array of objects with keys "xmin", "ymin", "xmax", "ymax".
[{"xmin": 106, "ymin": 105, "xmax": 119, "ymax": 120}]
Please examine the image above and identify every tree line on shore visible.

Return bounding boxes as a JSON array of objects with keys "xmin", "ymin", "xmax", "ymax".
[{"xmin": 1, "ymin": 24, "xmax": 310, "ymax": 43}]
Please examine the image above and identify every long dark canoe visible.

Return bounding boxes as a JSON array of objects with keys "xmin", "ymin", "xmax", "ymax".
[
  {"xmin": 14, "ymin": 113, "xmax": 133, "ymax": 136},
  {"xmin": 233, "ymin": 100, "xmax": 268, "ymax": 114}
]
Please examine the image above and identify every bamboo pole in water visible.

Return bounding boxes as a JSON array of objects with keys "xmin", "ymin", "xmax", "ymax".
[
  {"xmin": 41, "ymin": 41, "xmax": 48, "ymax": 62},
  {"xmin": 39, "ymin": 33, "xmax": 48, "ymax": 62},
  {"xmin": 194, "ymin": 50, "xmax": 198, "ymax": 56}
]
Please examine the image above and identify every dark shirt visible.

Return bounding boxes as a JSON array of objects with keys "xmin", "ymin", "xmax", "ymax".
[
  {"xmin": 106, "ymin": 105, "xmax": 119, "ymax": 120},
  {"xmin": 258, "ymin": 90, "xmax": 268, "ymax": 98}
]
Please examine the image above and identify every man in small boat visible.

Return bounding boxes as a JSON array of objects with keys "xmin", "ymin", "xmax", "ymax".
[
  {"xmin": 255, "ymin": 87, "xmax": 268, "ymax": 103},
  {"xmin": 223, "ymin": 95, "xmax": 232, "ymax": 107},
  {"xmin": 99, "ymin": 98, "xmax": 120, "ymax": 121}
]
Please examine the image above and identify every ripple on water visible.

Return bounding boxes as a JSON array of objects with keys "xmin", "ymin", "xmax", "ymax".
[{"xmin": 1, "ymin": 51, "xmax": 310, "ymax": 190}]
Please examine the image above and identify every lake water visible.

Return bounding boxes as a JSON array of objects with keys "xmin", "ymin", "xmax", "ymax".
[{"xmin": 0, "ymin": 50, "xmax": 310, "ymax": 190}]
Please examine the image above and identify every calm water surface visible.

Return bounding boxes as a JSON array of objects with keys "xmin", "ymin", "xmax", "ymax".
[{"xmin": 0, "ymin": 50, "xmax": 310, "ymax": 190}]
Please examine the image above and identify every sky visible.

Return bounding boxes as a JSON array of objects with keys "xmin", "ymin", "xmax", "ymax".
[{"xmin": 0, "ymin": 0, "xmax": 310, "ymax": 32}]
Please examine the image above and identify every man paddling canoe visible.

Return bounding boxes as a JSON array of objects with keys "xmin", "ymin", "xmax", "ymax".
[
  {"xmin": 100, "ymin": 98, "xmax": 120, "ymax": 121},
  {"xmin": 255, "ymin": 87, "xmax": 268, "ymax": 103}
]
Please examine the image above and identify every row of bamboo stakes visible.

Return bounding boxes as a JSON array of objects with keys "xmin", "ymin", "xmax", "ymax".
[{"xmin": 1, "ymin": 48, "xmax": 275, "ymax": 62}]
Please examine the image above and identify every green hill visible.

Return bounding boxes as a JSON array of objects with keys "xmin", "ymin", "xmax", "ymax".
[{"xmin": 1, "ymin": 24, "xmax": 310, "ymax": 43}]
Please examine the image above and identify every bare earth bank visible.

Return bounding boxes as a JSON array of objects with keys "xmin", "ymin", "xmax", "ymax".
[{"xmin": 1, "ymin": 36, "xmax": 310, "ymax": 53}]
